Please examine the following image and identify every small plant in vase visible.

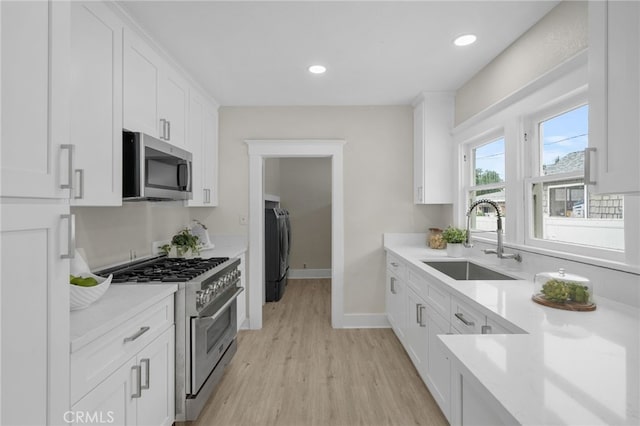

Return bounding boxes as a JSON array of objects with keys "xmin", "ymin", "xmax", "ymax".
[
  {"xmin": 442, "ymin": 226, "xmax": 467, "ymax": 257},
  {"xmin": 160, "ymin": 228, "xmax": 202, "ymax": 258}
]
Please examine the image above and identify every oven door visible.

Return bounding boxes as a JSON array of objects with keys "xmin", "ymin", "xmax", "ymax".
[{"xmin": 189, "ymin": 287, "xmax": 243, "ymax": 395}]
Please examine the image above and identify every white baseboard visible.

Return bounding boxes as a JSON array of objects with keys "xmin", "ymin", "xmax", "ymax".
[
  {"xmin": 288, "ymin": 268, "xmax": 332, "ymax": 279},
  {"xmin": 342, "ymin": 313, "xmax": 390, "ymax": 329}
]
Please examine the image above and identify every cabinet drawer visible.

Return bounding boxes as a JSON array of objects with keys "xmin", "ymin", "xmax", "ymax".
[
  {"xmin": 71, "ymin": 295, "xmax": 174, "ymax": 404},
  {"xmin": 450, "ymin": 297, "xmax": 484, "ymax": 334},
  {"xmin": 386, "ymin": 253, "xmax": 406, "ymax": 280}
]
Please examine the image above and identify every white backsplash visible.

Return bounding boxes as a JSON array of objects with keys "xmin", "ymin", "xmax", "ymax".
[{"xmin": 72, "ymin": 201, "xmax": 191, "ymax": 269}]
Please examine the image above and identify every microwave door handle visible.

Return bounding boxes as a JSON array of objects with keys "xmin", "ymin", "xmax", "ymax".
[
  {"xmin": 186, "ymin": 160, "xmax": 191, "ymax": 191},
  {"xmin": 177, "ymin": 162, "xmax": 190, "ymax": 190}
]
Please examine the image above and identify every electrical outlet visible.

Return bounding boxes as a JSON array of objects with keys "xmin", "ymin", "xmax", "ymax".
[{"xmin": 239, "ymin": 215, "xmax": 248, "ymax": 225}]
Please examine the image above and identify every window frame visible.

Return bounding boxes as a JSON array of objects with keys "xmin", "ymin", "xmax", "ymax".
[
  {"xmin": 523, "ymin": 92, "xmax": 625, "ymax": 262},
  {"xmin": 463, "ymin": 129, "xmax": 506, "ymax": 241}
]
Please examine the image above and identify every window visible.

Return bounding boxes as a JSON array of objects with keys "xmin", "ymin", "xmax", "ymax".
[
  {"xmin": 528, "ymin": 103, "xmax": 624, "ymax": 252},
  {"xmin": 467, "ymin": 137, "xmax": 506, "ymax": 232}
]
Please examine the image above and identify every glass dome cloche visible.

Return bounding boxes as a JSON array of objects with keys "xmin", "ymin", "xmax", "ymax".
[{"xmin": 532, "ymin": 268, "xmax": 596, "ymax": 311}]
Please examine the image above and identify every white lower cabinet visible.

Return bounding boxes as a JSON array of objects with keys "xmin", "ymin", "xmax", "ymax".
[
  {"xmin": 385, "ymin": 269, "xmax": 406, "ymax": 342},
  {"xmin": 71, "ymin": 295, "xmax": 175, "ymax": 426},
  {"xmin": 425, "ymin": 310, "xmax": 451, "ymax": 421},
  {"xmin": 450, "ymin": 360, "xmax": 518, "ymax": 426},
  {"xmin": 404, "ymin": 286, "xmax": 428, "ymax": 372},
  {"xmin": 71, "ymin": 327, "xmax": 174, "ymax": 426},
  {"xmin": 384, "ymin": 252, "xmax": 521, "ymax": 425}
]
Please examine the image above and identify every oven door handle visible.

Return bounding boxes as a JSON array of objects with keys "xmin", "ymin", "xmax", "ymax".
[{"xmin": 198, "ymin": 287, "xmax": 245, "ymax": 324}]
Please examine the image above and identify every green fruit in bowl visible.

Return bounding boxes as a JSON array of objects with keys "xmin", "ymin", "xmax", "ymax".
[{"xmin": 70, "ymin": 274, "xmax": 98, "ymax": 287}]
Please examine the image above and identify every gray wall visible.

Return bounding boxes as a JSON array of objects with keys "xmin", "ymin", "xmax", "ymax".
[
  {"xmin": 455, "ymin": 1, "xmax": 588, "ymax": 125},
  {"xmin": 193, "ymin": 106, "xmax": 451, "ymax": 314}
]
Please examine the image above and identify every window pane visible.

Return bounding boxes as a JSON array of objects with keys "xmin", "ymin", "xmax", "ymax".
[
  {"xmin": 468, "ymin": 188, "xmax": 506, "ymax": 232},
  {"xmin": 531, "ymin": 179, "xmax": 624, "ymax": 250},
  {"xmin": 540, "ymin": 105, "xmax": 588, "ymax": 176},
  {"xmin": 474, "ymin": 138, "xmax": 505, "ymax": 185}
]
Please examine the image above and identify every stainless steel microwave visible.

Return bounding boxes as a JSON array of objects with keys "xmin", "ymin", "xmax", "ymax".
[{"xmin": 123, "ymin": 131, "xmax": 192, "ymax": 201}]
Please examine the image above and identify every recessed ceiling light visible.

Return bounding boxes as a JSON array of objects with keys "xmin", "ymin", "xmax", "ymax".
[
  {"xmin": 454, "ymin": 34, "xmax": 477, "ymax": 47},
  {"xmin": 308, "ymin": 65, "xmax": 327, "ymax": 74}
]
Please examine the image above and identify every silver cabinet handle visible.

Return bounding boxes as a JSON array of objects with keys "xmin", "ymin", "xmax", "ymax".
[
  {"xmin": 60, "ymin": 144, "xmax": 75, "ymax": 190},
  {"xmin": 419, "ymin": 305, "xmax": 426, "ymax": 327},
  {"xmin": 481, "ymin": 325, "xmax": 492, "ymax": 334},
  {"xmin": 206, "ymin": 189, "xmax": 211, "ymax": 204},
  {"xmin": 454, "ymin": 312, "xmax": 475, "ymax": 327},
  {"xmin": 160, "ymin": 119, "xmax": 167, "ymax": 140},
  {"xmin": 74, "ymin": 169, "xmax": 84, "ymax": 199},
  {"xmin": 390, "ymin": 277, "xmax": 397, "ymax": 294},
  {"xmin": 60, "ymin": 214, "xmax": 75, "ymax": 259},
  {"xmin": 390, "ymin": 262, "xmax": 398, "ymax": 267},
  {"xmin": 166, "ymin": 120, "xmax": 171, "ymax": 141},
  {"xmin": 123, "ymin": 326, "xmax": 150, "ymax": 343},
  {"xmin": 140, "ymin": 358, "xmax": 150, "ymax": 390},
  {"xmin": 131, "ymin": 365, "xmax": 142, "ymax": 398},
  {"xmin": 416, "ymin": 303, "xmax": 422, "ymax": 324},
  {"xmin": 584, "ymin": 147, "xmax": 597, "ymax": 185}
]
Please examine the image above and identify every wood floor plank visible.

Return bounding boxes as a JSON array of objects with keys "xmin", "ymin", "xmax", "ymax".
[{"xmin": 193, "ymin": 279, "xmax": 448, "ymax": 426}]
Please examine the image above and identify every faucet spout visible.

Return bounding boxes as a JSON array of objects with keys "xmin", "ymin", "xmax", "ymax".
[{"xmin": 465, "ymin": 199, "xmax": 521, "ymax": 262}]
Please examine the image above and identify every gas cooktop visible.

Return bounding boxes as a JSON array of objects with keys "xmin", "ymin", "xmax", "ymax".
[{"xmin": 99, "ymin": 256, "xmax": 230, "ymax": 283}]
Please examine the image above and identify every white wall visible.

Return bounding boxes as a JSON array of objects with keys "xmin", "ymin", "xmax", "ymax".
[
  {"xmin": 193, "ymin": 106, "xmax": 451, "ymax": 314},
  {"xmin": 455, "ymin": 1, "xmax": 587, "ymax": 125}
]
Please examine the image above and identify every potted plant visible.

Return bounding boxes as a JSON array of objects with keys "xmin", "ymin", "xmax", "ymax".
[
  {"xmin": 160, "ymin": 228, "xmax": 202, "ymax": 258},
  {"xmin": 442, "ymin": 226, "xmax": 467, "ymax": 257}
]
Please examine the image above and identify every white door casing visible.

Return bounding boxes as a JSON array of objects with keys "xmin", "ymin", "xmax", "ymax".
[{"xmin": 246, "ymin": 140, "xmax": 345, "ymax": 329}]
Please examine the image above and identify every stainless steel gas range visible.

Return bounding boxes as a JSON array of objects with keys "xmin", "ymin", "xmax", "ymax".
[{"xmin": 97, "ymin": 255, "xmax": 243, "ymax": 422}]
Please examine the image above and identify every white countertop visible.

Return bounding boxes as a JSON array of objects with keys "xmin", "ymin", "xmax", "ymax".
[
  {"xmin": 70, "ymin": 284, "xmax": 177, "ymax": 353},
  {"xmin": 199, "ymin": 234, "xmax": 247, "ymax": 259},
  {"xmin": 384, "ymin": 234, "xmax": 640, "ymax": 425}
]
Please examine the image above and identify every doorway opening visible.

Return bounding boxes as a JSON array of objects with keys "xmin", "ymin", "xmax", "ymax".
[{"xmin": 246, "ymin": 140, "xmax": 345, "ymax": 329}]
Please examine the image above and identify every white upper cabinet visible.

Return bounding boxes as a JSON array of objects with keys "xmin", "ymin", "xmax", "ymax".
[
  {"xmin": 413, "ymin": 92, "xmax": 455, "ymax": 204},
  {"xmin": 123, "ymin": 28, "xmax": 162, "ymax": 138},
  {"xmin": 70, "ymin": 1, "xmax": 123, "ymax": 205},
  {"xmin": 187, "ymin": 89, "xmax": 219, "ymax": 207},
  {"xmin": 203, "ymin": 102, "xmax": 220, "ymax": 206},
  {"xmin": 123, "ymin": 28, "xmax": 188, "ymax": 149},
  {"xmin": 187, "ymin": 90, "xmax": 206, "ymax": 205},
  {"xmin": 588, "ymin": 0, "xmax": 640, "ymax": 194},
  {"xmin": 159, "ymin": 68, "xmax": 188, "ymax": 148},
  {"xmin": 1, "ymin": 0, "xmax": 70, "ymax": 199}
]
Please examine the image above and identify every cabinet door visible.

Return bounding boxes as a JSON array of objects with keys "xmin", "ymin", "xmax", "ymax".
[
  {"xmin": 203, "ymin": 103, "xmax": 219, "ymax": 206},
  {"xmin": 404, "ymin": 287, "xmax": 427, "ymax": 372},
  {"xmin": 159, "ymin": 69, "xmax": 188, "ymax": 148},
  {"xmin": 187, "ymin": 90, "xmax": 206, "ymax": 206},
  {"xmin": 71, "ymin": 357, "xmax": 137, "ymax": 426},
  {"xmin": 385, "ymin": 270, "xmax": 405, "ymax": 342},
  {"xmin": 588, "ymin": 1, "xmax": 640, "ymax": 194},
  {"xmin": 70, "ymin": 1, "xmax": 123, "ymax": 206},
  {"xmin": 413, "ymin": 93, "xmax": 455, "ymax": 204},
  {"xmin": 124, "ymin": 29, "xmax": 161, "ymax": 138},
  {"xmin": 1, "ymin": 0, "xmax": 70, "ymax": 199},
  {"xmin": 1, "ymin": 204, "xmax": 70, "ymax": 425},
  {"xmin": 136, "ymin": 327, "xmax": 175, "ymax": 426},
  {"xmin": 426, "ymin": 311, "xmax": 451, "ymax": 422}
]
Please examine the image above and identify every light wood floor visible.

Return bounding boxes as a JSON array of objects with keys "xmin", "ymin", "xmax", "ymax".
[{"xmin": 193, "ymin": 279, "xmax": 448, "ymax": 426}]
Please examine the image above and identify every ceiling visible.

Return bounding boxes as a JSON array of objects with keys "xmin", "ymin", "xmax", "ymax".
[{"xmin": 118, "ymin": 1, "xmax": 559, "ymax": 106}]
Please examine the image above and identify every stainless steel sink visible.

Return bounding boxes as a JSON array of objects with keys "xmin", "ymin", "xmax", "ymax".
[{"xmin": 422, "ymin": 261, "xmax": 516, "ymax": 281}]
